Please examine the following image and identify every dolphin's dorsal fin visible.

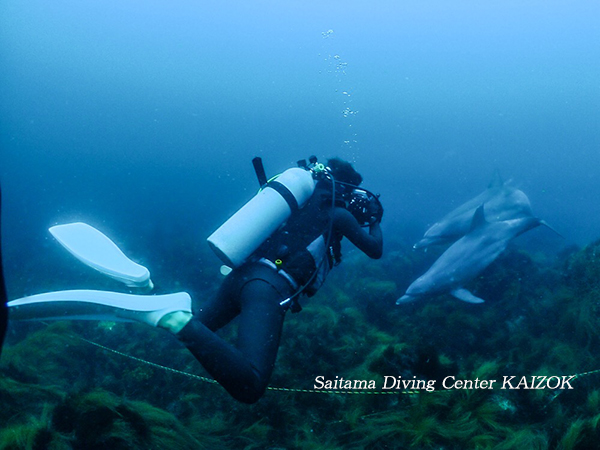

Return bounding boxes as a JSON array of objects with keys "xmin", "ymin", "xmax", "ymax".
[
  {"xmin": 488, "ymin": 169, "xmax": 503, "ymax": 189},
  {"xmin": 469, "ymin": 204, "xmax": 487, "ymax": 232}
]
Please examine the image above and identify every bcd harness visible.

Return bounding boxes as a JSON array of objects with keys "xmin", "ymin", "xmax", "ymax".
[
  {"xmin": 255, "ymin": 182, "xmax": 340, "ymax": 313},
  {"xmin": 249, "ymin": 156, "xmax": 379, "ymax": 313}
]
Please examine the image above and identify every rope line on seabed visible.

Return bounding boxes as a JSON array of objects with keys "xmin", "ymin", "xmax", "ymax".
[
  {"xmin": 77, "ymin": 336, "xmax": 600, "ymax": 397},
  {"xmin": 78, "ymin": 336, "xmax": 420, "ymax": 395}
]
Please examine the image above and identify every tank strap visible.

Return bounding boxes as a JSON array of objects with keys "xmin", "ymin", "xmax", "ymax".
[{"xmin": 267, "ymin": 181, "xmax": 299, "ymax": 211}]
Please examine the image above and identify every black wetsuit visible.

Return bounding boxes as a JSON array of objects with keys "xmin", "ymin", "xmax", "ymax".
[
  {"xmin": 177, "ymin": 190, "xmax": 382, "ymax": 403},
  {"xmin": 0, "ymin": 185, "xmax": 8, "ymax": 357}
]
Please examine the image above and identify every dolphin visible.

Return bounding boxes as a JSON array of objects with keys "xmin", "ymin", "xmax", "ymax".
[
  {"xmin": 398, "ymin": 204, "xmax": 541, "ymax": 305},
  {"xmin": 414, "ymin": 174, "xmax": 533, "ymax": 249},
  {"xmin": 0, "ymin": 184, "xmax": 7, "ymax": 357}
]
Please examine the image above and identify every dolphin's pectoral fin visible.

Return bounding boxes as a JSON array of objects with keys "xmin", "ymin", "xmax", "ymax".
[
  {"xmin": 450, "ymin": 288, "xmax": 485, "ymax": 304},
  {"xmin": 539, "ymin": 220, "xmax": 564, "ymax": 239}
]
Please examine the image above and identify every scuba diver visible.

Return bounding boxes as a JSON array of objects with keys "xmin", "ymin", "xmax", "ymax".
[
  {"xmin": 0, "ymin": 185, "xmax": 7, "ymax": 358},
  {"xmin": 8, "ymin": 157, "xmax": 383, "ymax": 403}
]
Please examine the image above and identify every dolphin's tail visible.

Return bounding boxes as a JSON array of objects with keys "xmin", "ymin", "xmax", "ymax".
[{"xmin": 0, "ymin": 184, "xmax": 7, "ymax": 358}]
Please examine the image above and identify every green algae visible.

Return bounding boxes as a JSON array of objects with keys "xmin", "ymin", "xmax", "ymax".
[
  {"xmin": 0, "ymin": 389, "xmax": 229, "ymax": 450},
  {"xmin": 0, "ymin": 418, "xmax": 71, "ymax": 450}
]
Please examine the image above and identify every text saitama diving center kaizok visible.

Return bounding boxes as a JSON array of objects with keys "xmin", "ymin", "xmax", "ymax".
[{"xmin": 313, "ymin": 375, "xmax": 576, "ymax": 392}]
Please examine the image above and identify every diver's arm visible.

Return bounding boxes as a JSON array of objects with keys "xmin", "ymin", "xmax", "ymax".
[
  {"xmin": 367, "ymin": 221, "xmax": 383, "ymax": 257},
  {"xmin": 333, "ymin": 207, "xmax": 383, "ymax": 259}
]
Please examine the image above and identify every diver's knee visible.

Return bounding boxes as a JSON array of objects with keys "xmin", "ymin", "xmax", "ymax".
[
  {"xmin": 231, "ymin": 377, "xmax": 268, "ymax": 404},
  {"xmin": 235, "ymin": 387, "xmax": 266, "ymax": 404}
]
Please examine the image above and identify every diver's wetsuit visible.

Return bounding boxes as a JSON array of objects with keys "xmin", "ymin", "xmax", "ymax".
[
  {"xmin": 177, "ymin": 203, "xmax": 382, "ymax": 404},
  {"xmin": 178, "ymin": 263, "xmax": 293, "ymax": 404}
]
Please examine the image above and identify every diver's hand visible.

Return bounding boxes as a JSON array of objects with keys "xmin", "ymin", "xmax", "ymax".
[{"xmin": 369, "ymin": 196, "xmax": 384, "ymax": 225}]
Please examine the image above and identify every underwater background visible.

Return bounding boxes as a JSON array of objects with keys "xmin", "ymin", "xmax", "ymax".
[{"xmin": 1, "ymin": 1, "xmax": 600, "ymax": 449}]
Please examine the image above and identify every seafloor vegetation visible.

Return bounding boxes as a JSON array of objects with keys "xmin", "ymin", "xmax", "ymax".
[{"xmin": 2, "ymin": 237, "xmax": 600, "ymax": 449}]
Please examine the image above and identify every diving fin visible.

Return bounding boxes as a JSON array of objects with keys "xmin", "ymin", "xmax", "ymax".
[
  {"xmin": 50, "ymin": 223, "xmax": 153, "ymax": 289},
  {"xmin": 8, "ymin": 290, "xmax": 191, "ymax": 327}
]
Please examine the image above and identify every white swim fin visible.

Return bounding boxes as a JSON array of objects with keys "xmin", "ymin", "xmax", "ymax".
[
  {"xmin": 50, "ymin": 223, "xmax": 153, "ymax": 289},
  {"xmin": 8, "ymin": 290, "xmax": 191, "ymax": 327}
]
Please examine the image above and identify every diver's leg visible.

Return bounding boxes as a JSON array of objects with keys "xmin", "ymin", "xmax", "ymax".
[
  {"xmin": 159, "ymin": 269, "xmax": 243, "ymax": 334},
  {"xmin": 194, "ymin": 271, "xmax": 243, "ymax": 332},
  {"xmin": 177, "ymin": 278, "xmax": 288, "ymax": 404},
  {"xmin": 236, "ymin": 279, "xmax": 287, "ymax": 389}
]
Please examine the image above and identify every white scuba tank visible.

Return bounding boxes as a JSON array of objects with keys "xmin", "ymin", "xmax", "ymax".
[{"xmin": 207, "ymin": 167, "xmax": 316, "ymax": 268}]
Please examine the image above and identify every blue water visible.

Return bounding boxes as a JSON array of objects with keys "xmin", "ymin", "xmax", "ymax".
[{"xmin": 1, "ymin": 0, "xmax": 599, "ymax": 294}]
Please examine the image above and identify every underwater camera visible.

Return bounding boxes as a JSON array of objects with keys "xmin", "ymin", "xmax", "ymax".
[
  {"xmin": 296, "ymin": 156, "xmax": 383, "ymax": 227},
  {"xmin": 344, "ymin": 187, "xmax": 383, "ymax": 227}
]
